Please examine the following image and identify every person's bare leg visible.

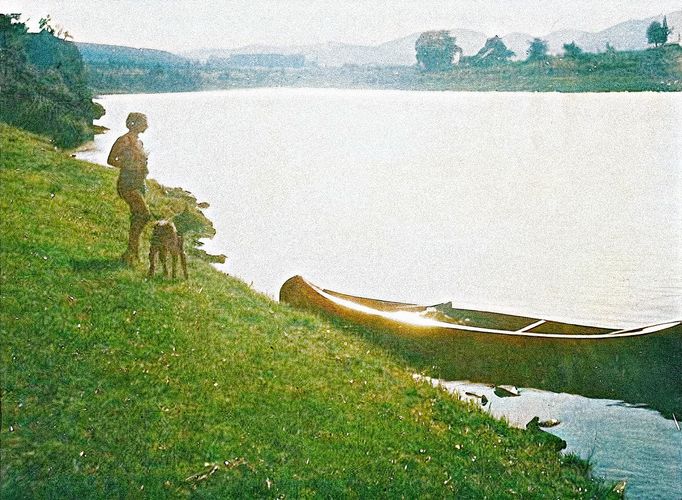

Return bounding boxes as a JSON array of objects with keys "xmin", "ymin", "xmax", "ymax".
[{"xmin": 120, "ymin": 190, "xmax": 150, "ymax": 264}]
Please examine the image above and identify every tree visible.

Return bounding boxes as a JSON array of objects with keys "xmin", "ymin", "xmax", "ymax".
[
  {"xmin": 469, "ymin": 36, "xmax": 515, "ymax": 65},
  {"xmin": 647, "ymin": 21, "xmax": 663, "ymax": 46},
  {"xmin": 38, "ymin": 14, "xmax": 72, "ymax": 40},
  {"xmin": 526, "ymin": 38, "xmax": 549, "ymax": 62},
  {"xmin": 562, "ymin": 41, "xmax": 583, "ymax": 58},
  {"xmin": 647, "ymin": 17, "xmax": 672, "ymax": 47},
  {"xmin": 415, "ymin": 31, "xmax": 462, "ymax": 71},
  {"xmin": 1, "ymin": 14, "xmax": 33, "ymax": 92}
]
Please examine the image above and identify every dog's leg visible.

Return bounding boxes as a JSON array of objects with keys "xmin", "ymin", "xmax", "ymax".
[
  {"xmin": 160, "ymin": 248, "xmax": 169, "ymax": 277},
  {"xmin": 178, "ymin": 236, "xmax": 188, "ymax": 279},
  {"xmin": 148, "ymin": 246, "xmax": 158, "ymax": 278},
  {"xmin": 171, "ymin": 252, "xmax": 178, "ymax": 279},
  {"xmin": 180, "ymin": 250, "xmax": 188, "ymax": 279}
]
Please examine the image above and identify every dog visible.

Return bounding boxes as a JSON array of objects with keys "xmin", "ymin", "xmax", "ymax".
[{"xmin": 148, "ymin": 220, "xmax": 188, "ymax": 279}]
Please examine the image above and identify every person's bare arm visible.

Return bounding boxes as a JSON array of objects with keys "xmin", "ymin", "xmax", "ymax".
[{"xmin": 107, "ymin": 136, "xmax": 129, "ymax": 168}]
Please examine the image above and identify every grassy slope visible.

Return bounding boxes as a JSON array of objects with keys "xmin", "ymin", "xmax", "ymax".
[{"xmin": 0, "ymin": 124, "xmax": 615, "ymax": 498}]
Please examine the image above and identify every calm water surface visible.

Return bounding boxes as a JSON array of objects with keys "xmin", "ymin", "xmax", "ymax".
[
  {"xmin": 429, "ymin": 378, "xmax": 682, "ymax": 499},
  {"xmin": 80, "ymin": 89, "xmax": 681, "ymax": 329},
  {"xmin": 79, "ymin": 89, "xmax": 682, "ymax": 497}
]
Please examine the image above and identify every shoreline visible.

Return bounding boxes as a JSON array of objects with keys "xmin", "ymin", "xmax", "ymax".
[
  {"xmin": 418, "ymin": 375, "xmax": 682, "ymax": 499},
  {"xmin": 84, "ymin": 46, "xmax": 682, "ymax": 95}
]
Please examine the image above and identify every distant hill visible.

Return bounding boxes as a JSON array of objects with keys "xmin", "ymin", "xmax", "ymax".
[
  {"xmin": 183, "ymin": 10, "xmax": 681, "ymax": 66},
  {"xmin": 577, "ymin": 11, "xmax": 682, "ymax": 52},
  {"xmin": 508, "ymin": 11, "xmax": 682, "ymax": 56},
  {"xmin": 76, "ymin": 42, "xmax": 191, "ymax": 66},
  {"xmin": 183, "ymin": 30, "xmax": 488, "ymax": 67}
]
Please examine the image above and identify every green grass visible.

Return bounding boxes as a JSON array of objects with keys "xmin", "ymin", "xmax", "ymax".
[{"xmin": 0, "ymin": 124, "xmax": 619, "ymax": 497}]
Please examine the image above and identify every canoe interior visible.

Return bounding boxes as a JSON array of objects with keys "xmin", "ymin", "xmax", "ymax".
[
  {"xmin": 325, "ymin": 285, "xmax": 616, "ymax": 335},
  {"xmin": 324, "ymin": 289, "xmax": 429, "ymax": 312},
  {"xmin": 426, "ymin": 303, "xmax": 614, "ymax": 335}
]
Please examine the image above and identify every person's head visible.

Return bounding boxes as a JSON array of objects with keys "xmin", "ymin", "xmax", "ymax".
[{"xmin": 126, "ymin": 112, "xmax": 148, "ymax": 133}]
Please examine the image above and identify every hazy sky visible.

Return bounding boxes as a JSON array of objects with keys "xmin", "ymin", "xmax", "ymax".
[{"xmin": 4, "ymin": 1, "xmax": 679, "ymax": 52}]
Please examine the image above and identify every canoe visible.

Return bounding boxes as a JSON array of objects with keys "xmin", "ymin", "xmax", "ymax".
[
  {"xmin": 280, "ymin": 275, "xmax": 682, "ymax": 416},
  {"xmin": 279, "ymin": 275, "xmax": 680, "ymax": 339}
]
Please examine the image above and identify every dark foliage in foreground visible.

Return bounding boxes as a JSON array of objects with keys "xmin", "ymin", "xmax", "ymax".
[{"xmin": 0, "ymin": 14, "xmax": 101, "ymax": 148}]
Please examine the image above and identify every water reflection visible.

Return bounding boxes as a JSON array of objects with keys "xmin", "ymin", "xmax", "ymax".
[
  {"xmin": 423, "ymin": 377, "xmax": 682, "ymax": 499},
  {"xmin": 353, "ymin": 317, "xmax": 682, "ymax": 418}
]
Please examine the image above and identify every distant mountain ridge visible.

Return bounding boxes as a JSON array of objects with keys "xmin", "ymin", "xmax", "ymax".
[{"xmin": 183, "ymin": 10, "xmax": 681, "ymax": 66}]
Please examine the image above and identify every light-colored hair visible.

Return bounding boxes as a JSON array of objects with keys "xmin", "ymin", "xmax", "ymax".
[{"xmin": 126, "ymin": 112, "xmax": 148, "ymax": 131}]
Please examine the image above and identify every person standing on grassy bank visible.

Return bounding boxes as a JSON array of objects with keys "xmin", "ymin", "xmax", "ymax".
[{"xmin": 107, "ymin": 112, "xmax": 151, "ymax": 265}]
